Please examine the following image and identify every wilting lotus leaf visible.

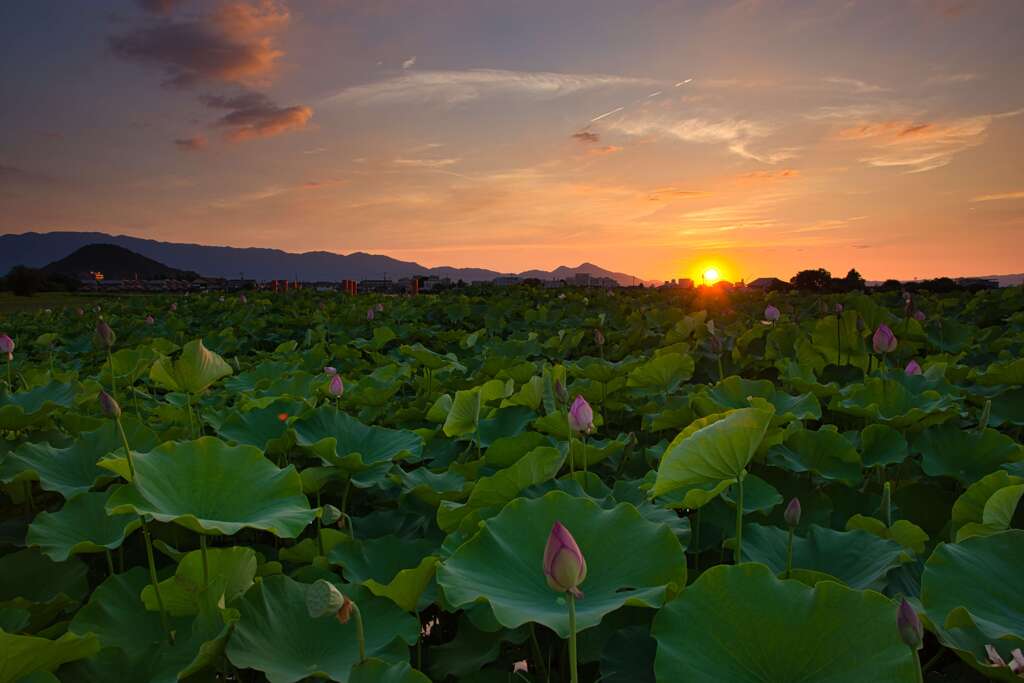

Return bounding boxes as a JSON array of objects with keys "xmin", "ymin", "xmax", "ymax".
[
  {"xmin": 860, "ymin": 423, "xmax": 909, "ymax": 468},
  {"xmin": 0, "ymin": 629, "xmax": 99, "ymax": 683},
  {"xmin": 652, "ymin": 563, "xmax": 919, "ymax": 682},
  {"xmin": 437, "ymin": 446, "xmax": 565, "ymax": 533},
  {"xmin": 692, "ymin": 376, "xmax": 820, "ymax": 424},
  {"xmin": 0, "ymin": 381, "xmax": 75, "ymax": 431},
  {"xmin": 106, "ymin": 437, "xmax": 315, "ymax": 537},
  {"xmin": 916, "ymin": 423, "xmax": 1024, "ymax": 484},
  {"xmin": 627, "ymin": 353, "xmax": 695, "ymax": 394},
  {"xmin": 920, "ymin": 531, "xmax": 1024, "ymax": 678},
  {"xmin": 26, "ymin": 489, "xmax": 141, "ymax": 561},
  {"xmin": 0, "ymin": 417, "xmax": 158, "ymax": 498},
  {"xmin": 767, "ymin": 426, "xmax": 863, "ymax": 484},
  {"xmin": 830, "ymin": 377, "xmax": 960, "ymax": 429},
  {"xmin": 438, "ymin": 491, "xmax": 687, "ymax": 638},
  {"xmin": 652, "ymin": 406, "xmax": 774, "ymax": 505},
  {"xmin": 293, "ymin": 407, "xmax": 423, "ymax": 472},
  {"xmin": 149, "ymin": 339, "xmax": 232, "ymax": 395},
  {"xmin": 141, "ymin": 546, "xmax": 257, "ymax": 616},
  {"xmin": 226, "ymin": 575, "xmax": 418, "ymax": 683},
  {"xmin": 741, "ymin": 523, "xmax": 905, "ymax": 590}
]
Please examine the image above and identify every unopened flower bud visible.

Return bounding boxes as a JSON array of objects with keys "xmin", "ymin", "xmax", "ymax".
[
  {"xmin": 897, "ymin": 599, "xmax": 923, "ymax": 650},
  {"xmin": 99, "ymin": 390, "xmax": 121, "ymax": 419},
  {"xmin": 784, "ymin": 498, "xmax": 801, "ymax": 528}
]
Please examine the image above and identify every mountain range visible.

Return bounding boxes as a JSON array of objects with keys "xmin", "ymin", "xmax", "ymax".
[
  {"xmin": 42, "ymin": 243, "xmax": 200, "ymax": 281},
  {"xmin": 0, "ymin": 231, "xmax": 656, "ymax": 286}
]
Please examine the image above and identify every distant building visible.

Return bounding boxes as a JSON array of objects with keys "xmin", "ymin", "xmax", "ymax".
[
  {"xmin": 567, "ymin": 273, "xmax": 619, "ymax": 288},
  {"xmin": 748, "ymin": 277, "xmax": 789, "ymax": 291},
  {"xmin": 358, "ymin": 279, "xmax": 391, "ymax": 293},
  {"xmin": 659, "ymin": 278, "xmax": 694, "ymax": 290},
  {"xmin": 493, "ymin": 276, "xmax": 523, "ymax": 287},
  {"xmin": 954, "ymin": 277, "xmax": 999, "ymax": 290}
]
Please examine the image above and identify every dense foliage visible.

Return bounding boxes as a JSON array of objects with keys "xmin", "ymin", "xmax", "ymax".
[{"xmin": 1, "ymin": 284, "xmax": 1022, "ymax": 682}]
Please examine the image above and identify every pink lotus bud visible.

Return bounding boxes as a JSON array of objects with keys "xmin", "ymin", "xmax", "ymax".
[
  {"xmin": 897, "ymin": 599, "xmax": 923, "ymax": 650},
  {"xmin": 543, "ymin": 521, "xmax": 587, "ymax": 597},
  {"xmin": 784, "ymin": 498, "xmax": 801, "ymax": 527},
  {"xmin": 145, "ymin": 315, "xmax": 155, "ymax": 325},
  {"xmin": 170, "ymin": 302, "xmax": 178, "ymax": 312},
  {"xmin": 764, "ymin": 305, "xmax": 781, "ymax": 322},
  {"xmin": 324, "ymin": 366, "xmax": 337, "ymax": 375},
  {"xmin": 98, "ymin": 390, "xmax": 121, "ymax": 419},
  {"xmin": 568, "ymin": 395, "xmax": 594, "ymax": 434},
  {"xmin": 905, "ymin": 360, "xmax": 922, "ymax": 376},
  {"xmin": 554, "ymin": 379, "xmax": 568, "ymax": 405},
  {"xmin": 328, "ymin": 373, "xmax": 344, "ymax": 397},
  {"xmin": 376, "ymin": 303, "xmax": 384, "ymax": 312},
  {"xmin": 239, "ymin": 293, "xmax": 247, "ymax": 304},
  {"xmin": 913, "ymin": 310, "xmax": 925, "ymax": 322},
  {"xmin": 872, "ymin": 324, "xmax": 897, "ymax": 354},
  {"xmin": 0, "ymin": 334, "xmax": 14, "ymax": 359},
  {"xmin": 594, "ymin": 329, "xmax": 605, "ymax": 346},
  {"xmin": 96, "ymin": 320, "xmax": 116, "ymax": 348},
  {"xmin": 366, "ymin": 307, "xmax": 375, "ymax": 321},
  {"xmin": 835, "ymin": 303, "xmax": 844, "ymax": 314},
  {"xmin": 512, "ymin": 660, "xmax": 529, "ymax": 673}
]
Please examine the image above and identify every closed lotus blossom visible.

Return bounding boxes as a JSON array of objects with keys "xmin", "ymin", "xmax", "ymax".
[
  {"xmin": 145, "ymin": 315, "xmax": 155, "ymax": 325},
  {"xmin": 96, "ymin": 320, "xmax": 116, "ymax": 348},
  {"xmin": 835, "ymin": 303, "xmax": 844, "ymax": 314},
  {"xmin": 764, "ymin": 305, "xmax": 780, "ymax": 322},
  {"xmin": 366, "ymin": 307, "xmax": 375, "ymax": 321},
  {"xmin": 905, "ymin": 360, "xmax": 922, "ymax": 376},
  {"xmin": 553, "ymin": 379, "xmax": 568, "ymax": 405},
  {"xmin": 170, "ymin": 302, "xmax": 177, "ymax": 312},
  {"xmin": 328, "ymin": 373, "xmax": 344, "ymax": 397},
  {"xmin": 872, "ymin": 324, "xmax": 897, "ymax": 354},
  {"xmin": 784, "ymin": 498, "xmax": 801, "ymax": 527},
  {"xmin": 913, "ymin": 310, "xmax": 926, "ymax": 321},
  {"xmin": 239, "ymin": 293, "xmax": 247, "ymax": 304},
  {"xmin": 0, "ymin": 334, "xmax": 13, "ymax": 360},
  {"xmin": 543, "ymin": 521, "xmax": 587, "ymax": 597},
  {"xmin": 897, "ymin": 599, "xmax": 923, "ymax": 650},
  {"xmin": 324, "ymin": 366, "xmax": 337, "ymax": 375},
  {"xmin": 376, "ymin": 303, "xmax": 384, "ymax": 312},
  {"xmin": 594, "ymin": 328, "xmax": 605, "ymax": 346},
  {"xmin": 568, "ymin": 395, "xmax": 594, "ymax": 434}
]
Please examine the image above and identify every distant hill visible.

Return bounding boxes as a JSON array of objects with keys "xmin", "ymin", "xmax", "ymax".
[
  {"xmin": 0, "ymin": 231, "xmax": 659, "ymax": 285},
  {"xmin": 42, "ymin": 243, "xmax": 199, "ymax": 281}
]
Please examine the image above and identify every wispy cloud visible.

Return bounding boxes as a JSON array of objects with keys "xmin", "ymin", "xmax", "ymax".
[
  {"xmin": 924, "ymin": 72, "xmax": 980, "ymax": 86},
  {"xmin": 607, "ymin": 116, "xmax": 795, "ymax": 164},
  {"xmin": 402, "ymin": 56, "xmax": 416, "ymax": 69},
  {"xmin": 326, "ymin": 69, "xmax": 658, "ymax": 106},
  {"xmin": 203, "ymin": 92, "xmax": 312, "ymax": 142},
  {"xmin": 971, "ymin": 190, "xmax": 1024, "ymax": 202},
  {"xmin": 174, "ymin": 135, "xmax": 207, "ymax": 151},
  {"xmin": 571, "ymin": 131, "xmax": 600, "ymax": 143},
  {"xmin": 393, "ymin": 158, "xmax": 461, "ymax": 168},
  {"xmin": 822, "ymin": 76, "xmax": 889, "ymax": 94}
]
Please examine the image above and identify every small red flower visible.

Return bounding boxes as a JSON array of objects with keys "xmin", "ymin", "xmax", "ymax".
[{"xmin": 277, "ymin": 412, "xmax": 289, "ymax": 422}]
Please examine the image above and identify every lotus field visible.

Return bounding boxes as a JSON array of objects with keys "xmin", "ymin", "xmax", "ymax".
[{"xmin": 1, "ymin": 285, "xmax": 1023, "ymax": 683}]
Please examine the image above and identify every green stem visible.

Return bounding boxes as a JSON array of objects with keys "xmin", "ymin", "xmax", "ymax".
[
  {"xmin": 352, "ymin": 602, "xmax": 367, "ymax": 664},
  {"xmin": 735, "ymin": 473, "xmax": 745, "ymax": 563},
  {"xmin": 581, "ymin": 434, "xmax": 588, "ymax": 480},
  {"xmin": 186, "ymin": 396, "xmax": 196, "ymax": 437},
  {"xmin": 106, "ymin": 549, "xmax": 115, "ymax": 576},
  {"xmin": 567, "ymin": 592, "xmax": 579, "ymax": 683},
  {"xmin": 566, "ymin": 413, "xmax": 575, "ymax": 476},
  {"xmin": 8, "ymin": 356, "xmax": 14, "ymax": 391},
  {"xmin": 717, "ymin": 354, "xmax": 725, "ymax": 382},
  {"xmin": 529, "ymin": 623, "xmax": 546, "ymax": 680},
  {"xmin": 836, "ymin": 317, "xmax": 842, "ymax": 366},
  {"xmin": 316, "ymin": 490, "xmax": 325, "ymax": 557},
  {"xmin": 912, "ymin": 647, "xmax": 924, "ymax": 683},
  {"xmin": 785, "ymin": 527, "xmax": 794, "ymax": 579},
  {"xmin": 106, "ymin": 348, "xmax": 118, "ymax": 402},
  {"xmin": 200, "ymin": 534, "xmax": 209, "ymax": 588}
]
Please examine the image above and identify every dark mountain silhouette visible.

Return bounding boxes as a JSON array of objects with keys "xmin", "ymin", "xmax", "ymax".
[
  {"xmin": 1, "ymin": 231, "xmax": 660, "ymax": 285},
  {"xmin": 42, "ymin": 243, "xmax": 199, "ymax": 280}
]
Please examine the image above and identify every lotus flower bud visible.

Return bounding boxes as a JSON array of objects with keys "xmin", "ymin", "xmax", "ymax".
[
  {"xmin": 170, "ymin": 302, "xmax": 178, "ymax": 312},
  {"xmin": 0, "ymin": 334, "xmax": 14, "ymax": 360},
  {"xmin": 366, "ymin": 307, "xmax": 375, "ymax": 321},
  {"xmin": 328, "ymin": 373, "xmax": 344, "ymax": 397},
  {"xmin": 75, "ymin": 307, "xmax": 84, "ymax": 316},
  {"xmin": 872, "ymin": 324, "xmax": 897, "ymax": 354},
  {"xmin": 568, "ymin": 395, "xmax": 594, "ymax": 434},
  {"xmin": 99, "ymin": 390, "xmax": 121, "ymax": 419},
  {"xmin": 835, "ymin": 303, "xmax": 844, "ymax": 314},
  {"xmin": 904, "ymin": 360, "xmax": 922, "ymax": 376},
  {"xmin": 324, "ymin": 366, "xmax": 337, "ymax": 375},
  {"xmin": 764, "ymin": 305, "xmax": 780, "ymax": 322},
  {"xmin": 376, "ymin": 303, "xmax": 384, "ymax": 312},
  {"xmin": 594, "ymin": 328, "xmax": 605, "ymax": 346},
  {"xmin": 321, "ymin": 504, "xmax": 342, "ymax": 526},
  {"xmin": 543, "ymin": 521, "xmax": 587, "ymax": 597},
  {"xmin": 306, "ymin": 579, "xmax": 353, "ymax": 623},
  {"xmin": 239, "ymin": 293, "xmax": 247, "ymax": 304},
  {"xmin": 554, "ymin": 379, "xmax": 569, "ymax": 405},
  {"xmin": 913, "ymin": 310, "xmax": 925, "ymax": 321},
  {"xmin": 784, "ymin": 498, "xmax": 801, "ymax": 528},
  {"xmin": 145, "ymin": 315, "xmax": 155, "ymax": 325},
  {"xmin": 96, "ymin": 320, "xmax": 116, "ymax": 348},
  {"xmin": 897, "ymin": 599, "xmax": 923, "ymax": 650},
  {"xmin": 708, "ymin": 334, "xmax": 723, "ymax": 355}
]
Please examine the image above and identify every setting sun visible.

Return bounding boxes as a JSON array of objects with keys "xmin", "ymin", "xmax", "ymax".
[{"xmin": 703, "ymin": 267, "xmax": 721, "ymax": 285}]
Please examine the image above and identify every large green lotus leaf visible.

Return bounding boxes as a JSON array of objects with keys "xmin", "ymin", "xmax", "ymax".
[
  {"xmin": 0, "ymin": 607, "xmax": 29, "ymax": 633},
  {"xmin": 916, "ymin": 423, "xmax": 1024, "ymax": 484},
  {"xmin": 567, "ymin": 356, "xmax": 636, "ymax": 384},
  {"xmin": 952, "ymin": 471, "xmax": 1024, "ymax": 542},
  {"xmin": 0, "ymin": 630, "xmax": 99, "ymax": 683},
  {"xmin": 223, "ymin": 360, "xmax": 294, "ymax": 393},
  {"xmin": 437, "ymin": 491, "xmax": 687, "ymax": 638},
  {"xmin": 437, "ymin": 446, "xmax": 565, "ymax": 533},
  {"xmin": 349, "ymin": 659, "xmax": 431, "ymax": 683},
  {"xmin": 361, "ymin": 555, "xmax": 437, "ymax": 613},
  {"xmin": 226, "ymin": 576, "xmax": 418, "ymax": 683},
  {"xmin": 600, "ymin": 623, "xmax": 657, "ymax": 683},
  {"xmin": 921, "ymin": 531, "xmax": 1024, "ymax": 676},
  {"xmin": 399, "ymin": 343, "xmax": 463, "ymax": 371},
  {"xmin": 0, "ymin": 381, "xmax": 75, "ymax": 431},
  {"xmin": 0, "ymin": 418, "xmax": 158, "ymax": 499},
  {"xmin": 720, "ymin": 473, "xmax": 783, "ymax": 515},
  {"xmin": 483, "ymin": 431, "xmax": 550, "ymax": 467},
  {"xmin": 328, "ymin": 535, "xmax": 436, "ymax": 585},
  {"xmin": 740, "ymin": 523, "xmax": 905, "ymax": 590},
  {"xmin": 652, "ymin": 563, "xmax": 918, "ymax": 682},
  {"xmin": 395, "ymin": 466, "xmax": 466, "ymax": 508},
  {"xmin": 427, "ymin": 614, "xmax": 528, "ymax": 680},
  {"xmin": 810, "ymin": 310, "xmax": 871, "ymax": 370},
  {"xmin": 860, "ymin": 423, "xmax": 910, "ymax": 468},
  {"xmin": 692, "ymin": 376, "xmax": 820, "ymax": 424},
  {"xmin": 844, "ymin": 515, "xmax": 929, "ymax": 556},
  {"xmin": 477, "ymin": 405, "xmax": 536, "ymax": 447},
  {"xmin": 767, "ymin": 425, "xmax": 863, "ymax": 484},
  {"xmin": 0, "ymin": 549, "xmax": 88, "ymax": 630},
  {"xmin": 830, "ymin": 377, "xmax": 960, "ymax": 429},
  {"xmin": 626, "ymin": 353, "xmax": 694, "ymax": 394},
  {"xmin": 499, "ymin": 375, "xmax": 544, "ymax": 410},
  {"xmin": 443, "ymin": 387, "xmax": 482, "ymax": 438},
  {"xmin": 565, "ymin": 433, "xmax": 630, "ymax": 470},
  {"xmin": 216, "ymin": 400, "xmax": 301, "ymax": 455},
  {"xmin": 142, "ymin": 546, "xmax": 257, "ymax": 617},
  {"xmin": 652, "ymin": 406, "xmax": 774, "ymax": 501},
  {"xmin": 26, "ymin": 489, "xmax": 141, "ymax": 561},
  {"xmin": 988, "ymin": 387, "xmax": 1024, "ymax": 428},
  {"xmin": 970, "ymin": 357, "xmax": 1024, "ymax": 387},
  {"xmin": 293, "ymin": 407, "xmax": 423, "ymax": 472},
  {"xmin": 149, "ymin": 339, "xmax": 232, "ymax": 394},
  {"xmin": 106, "ymin": 437, "xmax": 315, "ymax": 537}
]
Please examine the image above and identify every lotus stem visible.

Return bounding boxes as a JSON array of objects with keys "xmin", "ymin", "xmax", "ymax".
[
  {"xmin": 581, "ymin": 434, "xmax": 588, "ymax": 479},
  {"xmin": 5, "ymin": 356, "xmax": 12, "ymax": 392},
  {"xmin": 200, "ymin": 534, "xmax": 210, "ymax": 588},
  {"xmin": 785, "ymin": 527, "xmax": 794, "ymax": 579},
  {"xmin": 735, "ymin": 473, "xmax": 745, "ymax": 563},
  {"xmin": 567, "ymin": 591, "xmax": 579, "ymax": 683},
  {"xmin": 352, "ymin": 601, "xmax": 367, "ymax": 664},
  {"xmin": 106, "ymin": 347, "xmax": 118, "ymax": 402},
  {"xmin": 106, "ymin": 550, "xmax": 115, "ymax": 577},
  {"xmin": 836, "ymin": 316, "xmax": 842, "ymax": 365},
  {"xmin": 566, "ymin": 412, "xmax": 575, "ymax": 476},
  {"xmin": 529, "ymin": 623, "xmax": 546, "ymax": 680},
  {"xmin": 316, "ymin": 490, "xmax": 325, "ymax": 557},
  {"xmin": 717, "ymin": 354, "xmax": 725, "ymax": 382},
  {"xmin": 911, "ymin": 648, "xmax": 924, "ymax": 683}
]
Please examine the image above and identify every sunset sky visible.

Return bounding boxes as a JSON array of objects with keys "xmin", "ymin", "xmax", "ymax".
[{"xmin": 1, "ymin": 0, "xmax": 1022, "ymax": 283}]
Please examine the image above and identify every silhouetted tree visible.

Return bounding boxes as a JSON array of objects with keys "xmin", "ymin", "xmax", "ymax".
[
  {"xmin": 790, "ymin": 268, "xmax": 832, "ymax": 291},
  {"xmin": 2, "ymin": 266, "xmax": 45, "ymax": 297},
  {"xmin": 877, "ymin": 279, "xmax": 903, "ymax": 292},
  {"xmin": 840, "ymin": 268, "xmax": 866, "ymax": 291}
]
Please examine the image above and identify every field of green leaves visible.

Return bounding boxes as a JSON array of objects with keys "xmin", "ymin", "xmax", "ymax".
[{"xmin": 1, "ymin": 285, "xmax": 1022, "ymax": 683}]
